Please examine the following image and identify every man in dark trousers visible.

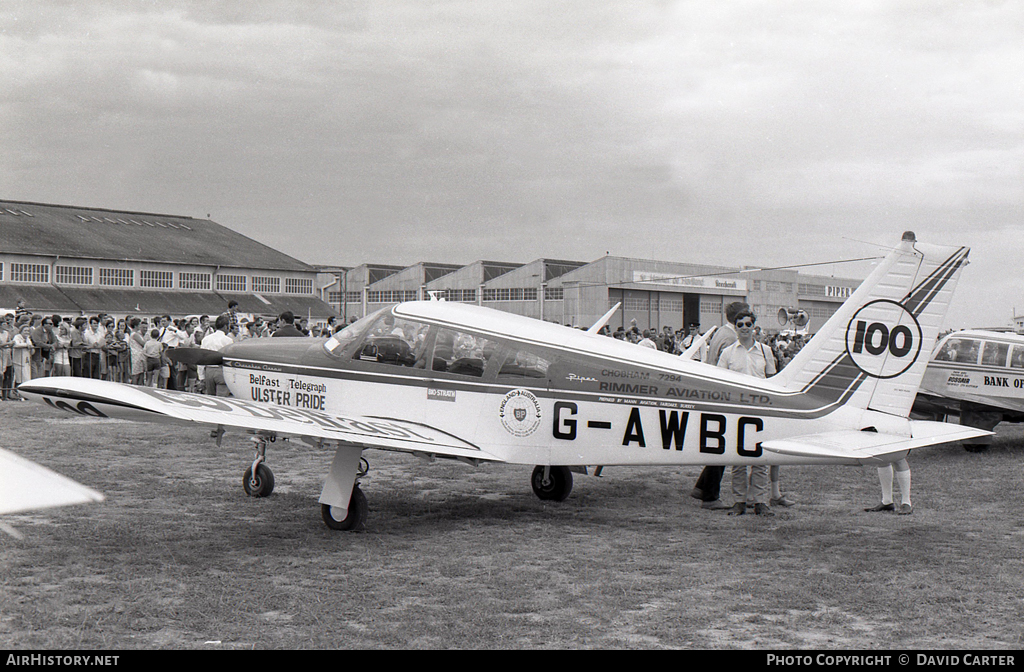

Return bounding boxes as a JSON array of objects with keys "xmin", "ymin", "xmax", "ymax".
[{"xmin": 690, "ymin": 301, "xmax": 749, "ymax": 510}]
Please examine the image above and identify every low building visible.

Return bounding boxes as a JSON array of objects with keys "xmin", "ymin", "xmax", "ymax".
[
  {"xmin": 335, "ymin": 254, "xmax": 862, "ymax": 334},
  {"xmin": 0, "ymin": 199, "xmax": 335, "ymax": 324}
]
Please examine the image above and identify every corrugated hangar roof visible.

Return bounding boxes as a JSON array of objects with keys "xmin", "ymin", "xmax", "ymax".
[{"xmin": 0, "ymin": 199, "xmax": 313, "ymax": 272}]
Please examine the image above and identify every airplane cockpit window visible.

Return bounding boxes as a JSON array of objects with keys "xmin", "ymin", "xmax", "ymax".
[
  {"xmin": 936, "ymin": 338, "xmax": 981, "ymax": 365},
  {"xmin": 431, "ymin": 328, "xmax": 497, "ymax": 377},
  {"xmin": 981, "ymin": 341, "xmax": 1009, "ymax": 367},
  {"xmin": 496, "ymin": 347, "xmax": 550, "ymax": 380},
  {"xmin": 353, "ymin": 312, "xmax": 432, "ymax": 368},
  {"xmin": 322, "ymin": 308, "xmax": 385, "ymax": 357}
]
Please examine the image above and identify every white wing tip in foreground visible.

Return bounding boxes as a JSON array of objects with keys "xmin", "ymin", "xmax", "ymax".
[{"xmin": 0, "ymin": 447, "xmax": 105, "ymax": 517}]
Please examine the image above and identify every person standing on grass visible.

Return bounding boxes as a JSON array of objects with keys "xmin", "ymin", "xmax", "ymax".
[
  {"xmin": 716, "ymin": 308, "xmax": 776, "ymax": 517},
  {"xmin": 690, "ymin": 301, "xmax": 748, "ymax": 511},
  {"xmin": 865, "ymin": 461, "xmax": 913, "ymax": 515},
  {"xmin": 12, "ymin": 324, "xmax": 34, "ymax": 392},
  {"xmin": 0, "ymin": 314, "xmax": 14, "ymax": 399}
]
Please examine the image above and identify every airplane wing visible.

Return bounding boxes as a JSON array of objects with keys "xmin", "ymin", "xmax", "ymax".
[
  {"xmin": 0, "ymin": 446, "xmax": 105, "ymax": 516},
  {"xmin": 761, "ymin": 420, "xmax": 992, "ymax": 464},
  {"xmin": 18, "ymin": 377, "xmax": 500, "ymax": 464}
]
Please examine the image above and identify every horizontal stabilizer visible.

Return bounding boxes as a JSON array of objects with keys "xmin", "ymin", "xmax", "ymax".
[
  {"xmin": 762, "ymin": 421, "xmax": 992, "ymax": 464},
  {"xmin": 0, "ymin": 447, "xmax": 105, "ymax": 516}
]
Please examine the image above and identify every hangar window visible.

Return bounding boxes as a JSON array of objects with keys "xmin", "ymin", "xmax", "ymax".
[
  {"xmin": 56, "ymin": 266, "xmax": 93, "ymax": 285},
  {"xmin": 285, "ymin": 278, "xmax": 314, "ymax": 295},
  {"xmin": 217, "ymin": 274, "xmax": 247, "ymax": 292},
  {"xmin": 252, "ymin": 276, "xmax": 280, "ymax": 293},
  {"xmin": 99, "ymin": 268, "xmax": 134, "ymax": 287},
  {"xmin": 140, "ymin": 270, "xmax": 174, "ymax": 288},
  {"xmin": 11, "ymin": 263, "xmax": 49, "ymax": 283},
  {"xmin": 179, "ymin": 272, "xmax": 211, "ymax": 290}
]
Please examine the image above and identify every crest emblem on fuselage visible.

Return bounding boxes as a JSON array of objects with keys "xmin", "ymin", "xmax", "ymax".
[
  {"xmin": 845, "ymin": 299, "xmax": 923, "ymax": 379},
  {"xmin": 499, "ymin": 389, "xmax": 542, "ymax": 437}
]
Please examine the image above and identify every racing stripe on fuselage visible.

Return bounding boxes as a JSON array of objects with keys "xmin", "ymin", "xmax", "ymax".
[
  {"xmin": 902, "ymin": 246, "xmax": 969, "ymax": 317},
  {"xmin": 225, "ymin": 355, "xmax": 856, "ymax": 420}
]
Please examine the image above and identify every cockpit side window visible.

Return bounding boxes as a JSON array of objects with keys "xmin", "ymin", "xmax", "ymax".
[
  {"xmin": 430, "ymin": 328, "xmax": 498, "ymax": 377},
  {"xmin": 352, "ymin": 312, "xmax": 432, "ymax": 368},
  {"xmin": 496, "ymin": 346, "xmax": 551, "ymax": 380}
]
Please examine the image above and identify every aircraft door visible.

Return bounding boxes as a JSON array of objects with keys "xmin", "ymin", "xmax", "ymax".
[{"xmin": 422, "ymin": 327, "xmax": 503, "ymax": 441}]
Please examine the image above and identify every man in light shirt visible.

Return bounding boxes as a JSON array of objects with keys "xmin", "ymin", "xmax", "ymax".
[
  {"xmin": 690, "ymin": 302, "xmax": 749, "ymax": 511},
  {"xmin": 716, "ymin": 309, "xmax": 776, "ymax": 516},
  {"xmin": 200, "ymin": 315, "xmax": 234, "ymax": 397}
]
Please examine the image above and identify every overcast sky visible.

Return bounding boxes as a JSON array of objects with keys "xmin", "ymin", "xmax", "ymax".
[{"xmin": 3, "ymin": 1, "xmax": 1021, "ymax": 328}]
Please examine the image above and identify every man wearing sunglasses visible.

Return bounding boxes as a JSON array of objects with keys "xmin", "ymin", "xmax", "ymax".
[
  {"xmin": 716, "ymin": 309, "xmax": 777, "ymax": 516},
  {"xmin": 690, "ymin": 301, "xmax": 749, "ymax": 511}
]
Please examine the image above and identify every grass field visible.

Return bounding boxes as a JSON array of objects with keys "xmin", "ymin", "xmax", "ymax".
[{"xmin": 1, "ymin": 401, "xmax": 1022, "ymax": 649}]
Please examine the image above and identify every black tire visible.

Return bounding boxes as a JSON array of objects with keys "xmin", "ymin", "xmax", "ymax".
[
  {"xmin": 321, "ymin": 485, "xmax": 367, "ymax": 531},
  {"xmin": 531, "ymin": 465, "xmax": 573, "ymax": 502},
  {"xmin": 243, "ymin": 463, "xmax": 275, "ymax": 497}
]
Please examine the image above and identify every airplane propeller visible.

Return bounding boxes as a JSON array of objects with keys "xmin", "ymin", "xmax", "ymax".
[{"xmin": 166, "ymin": 347, "xmax": 225, "ymax": 366}]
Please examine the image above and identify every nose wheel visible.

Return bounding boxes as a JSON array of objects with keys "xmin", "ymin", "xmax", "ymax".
[{"xmin": 243, "ymin": 435, "xmax": 275, "ymax": 497}]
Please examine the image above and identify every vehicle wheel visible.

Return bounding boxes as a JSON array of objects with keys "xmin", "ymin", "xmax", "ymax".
[
  {"xmin": 321, "ymin": 485, "xmax": 367, "ymax": 531},
  {"xmin": 531, "ymin": 465, "xmax": 573, "ymax": 502},
  {"xmin": 243, "ymin": 463, "xmax": 275, "ymax": 497}
]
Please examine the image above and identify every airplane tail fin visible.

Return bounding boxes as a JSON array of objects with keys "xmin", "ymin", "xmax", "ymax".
[{"xmin": 774, "ymin": 232, "xmax": 970, "ymax": 418}]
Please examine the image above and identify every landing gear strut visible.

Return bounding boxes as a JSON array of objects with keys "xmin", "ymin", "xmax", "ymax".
[
  {"xmin": 321, "ymin": 457, "xmax": 370, "ymax": 531},
  {"xmin": 531, "ymin": 465, "xmax": 573, "ymax": 501},
  {"xmin": 243, "ymin": 435, "xmax": 275, "ymax": 497}
]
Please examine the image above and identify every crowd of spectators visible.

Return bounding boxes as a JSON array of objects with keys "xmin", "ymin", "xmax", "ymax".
[
  {"xmin": 599, "ymin": 318, "xmax": 809, "ymax": 369},
  {"xmin": 0, "ymin": 300, "xmax": 339, "ymax": 400}
]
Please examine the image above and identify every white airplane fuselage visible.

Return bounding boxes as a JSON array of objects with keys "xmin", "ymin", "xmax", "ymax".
[{"xmin": 217, "ymin": 302, "xmax": 891, "ymax": 469}]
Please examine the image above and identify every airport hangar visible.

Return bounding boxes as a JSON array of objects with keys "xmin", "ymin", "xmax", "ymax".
[
  {"xmin": 0, "ymin": 198, "xmax": 862, "ymax": 333},
  {"xmin": 322, "ymin": 255, "xmax": 863, "ymax": 335},
  {"xmin": 0, "ymin": 199, "xmax": 334, "ymax": 324}
]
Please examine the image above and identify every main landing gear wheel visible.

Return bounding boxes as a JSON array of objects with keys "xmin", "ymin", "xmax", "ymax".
[
  {"xmin": 243, "ymin": 463, "xmax": 275, "ymax": 497},
  {"xmin": 321, "ymin": 485, "xmax": 367, "ymax": 531},
  {"xmin": 531, "ymin": 465, "xmax": 573, "ymax": 502}
]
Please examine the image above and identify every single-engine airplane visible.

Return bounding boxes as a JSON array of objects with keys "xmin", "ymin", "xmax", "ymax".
[
  {"xmin": 912, "ymin": 328, "xmax": 1024, "ymax": 451},
  {"xmin": 19, "ymin": 232, "xmax": 988, "ymax": 531}
]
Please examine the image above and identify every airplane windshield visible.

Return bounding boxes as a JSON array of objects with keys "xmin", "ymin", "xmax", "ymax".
[{"xmin": 322, "ymin": 308, "xmax": 387, "ymax": 357}]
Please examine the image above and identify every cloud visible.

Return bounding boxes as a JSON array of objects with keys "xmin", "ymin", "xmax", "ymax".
[{"xmin": 2, "ymin": 0, "xmax": 1022, "ymax": 327}]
